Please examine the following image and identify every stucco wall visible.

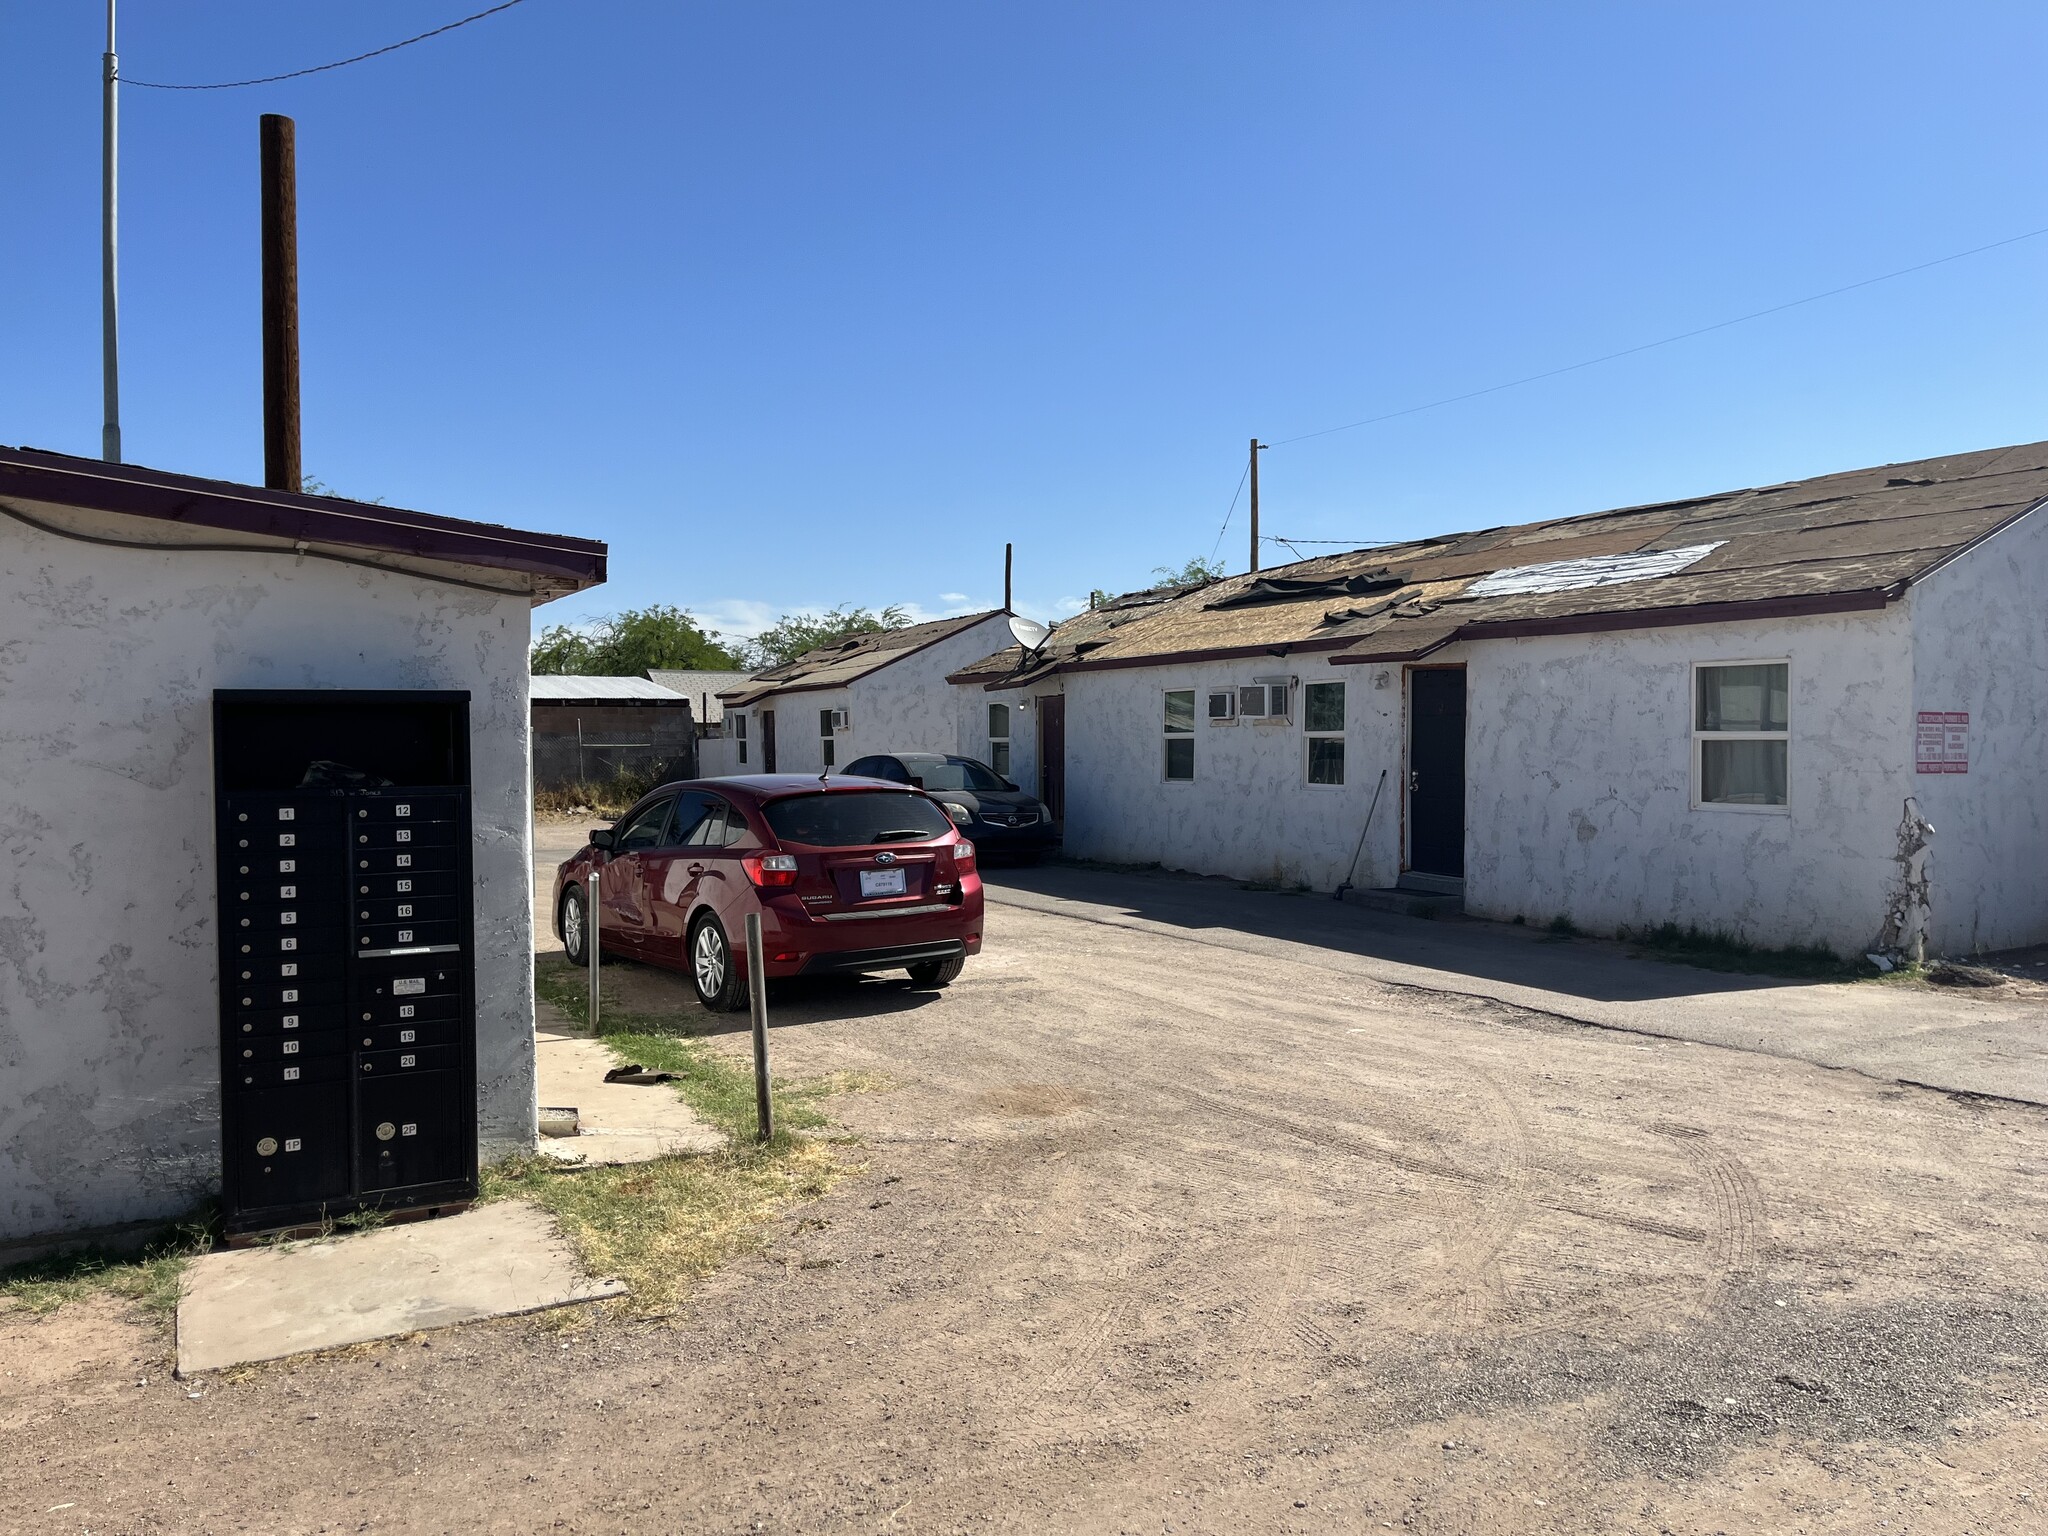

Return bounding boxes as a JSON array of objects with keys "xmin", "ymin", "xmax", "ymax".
[
  {"xmin": 727, "ymin": 615, "xmax": 1017, "ymax": 780},
  {"xmin": 1905, "ymin": 505, "xmax": 2048, "ymax": 953},
  {"xmin": 1051, "ymin": 607, "xmax": 1933, "ymax": 955},
  {"xmin": 1461, "ymin": 611, "xmax": 1915, "ymax": 953},
  {"xmin": 0, "ymin": 510, "xmax": 539, "ymax": 1244},
  {"xmin": 1058, "ymin": 652, "xmax": 1401, "ymax": 890}
]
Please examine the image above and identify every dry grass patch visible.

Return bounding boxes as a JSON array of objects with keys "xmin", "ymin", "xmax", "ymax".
[{"xmin": 501, "ymin": 955, "xmax": 891, "ymax": 1312}]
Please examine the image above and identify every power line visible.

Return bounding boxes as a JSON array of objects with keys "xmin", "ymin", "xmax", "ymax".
[
  {"xmin": 1206, "ymin": 460, "xmax": 1251, "ymax": 565},
  {"xmin": 1274, "ymin": 221, "xmax": 2048, "ymax": 447},
  {"xmin": 121, "ymin": 0, "xmax": 533, "ymax": 90}
]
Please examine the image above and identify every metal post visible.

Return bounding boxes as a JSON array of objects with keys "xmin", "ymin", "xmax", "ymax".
[
  {"xmin": 586, "ymin": 868, "xmax": 600, "ymax": 1031},
  {"xmin": 1004, "ymin": 542, "xmax": 1013, "ymax": 613},
  {"xmin": 744, "ymin": 912, "xmax": 772, "ymax": 1142},
  {"xmin": 101, "ymin": 0, "xmax": 121, "ymax": 463},
  {"xmin": 260, "ymin": 114, "xmax": 302, "ymax": 492}
]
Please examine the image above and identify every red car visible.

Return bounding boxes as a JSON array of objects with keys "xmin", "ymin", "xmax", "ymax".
[{"xmin": 551, "ymin": 775, "xmax": 982, "ymax": 1011}]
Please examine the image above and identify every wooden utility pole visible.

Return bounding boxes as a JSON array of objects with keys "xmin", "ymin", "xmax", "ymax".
[
  {"xmin": 260, "ymin": 114, "xmax": 302, "ymax": 492},
  {"xmin": 1004, "ymin": 542, "xmax": 1014, "ymax": 612},
  {"xmin": 1249, "ymin": 438, "xmax": 1267, "ymax": 573}
]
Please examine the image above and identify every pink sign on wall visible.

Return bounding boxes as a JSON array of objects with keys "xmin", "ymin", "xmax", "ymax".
[{"xmin": 1916, "ymin": 710, "xmax": 1968, "ymax": 774}]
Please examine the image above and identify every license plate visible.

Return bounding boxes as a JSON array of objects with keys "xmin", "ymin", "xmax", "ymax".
[{"xmin": 859, "ymin": 868, "xmax": 907, "ymax": 899}]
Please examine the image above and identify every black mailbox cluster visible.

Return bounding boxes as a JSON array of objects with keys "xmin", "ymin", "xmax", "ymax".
[{"xmin": 214, "ymin": 691, "xmax": 478, "ymax": 1235}]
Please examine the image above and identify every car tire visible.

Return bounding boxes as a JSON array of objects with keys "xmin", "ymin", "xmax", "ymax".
[
  {"xmin": 905, "ymin": 955, "xmax": 966, "ymax": 988},
  {"xmin": 689, "ymin": 914, "xmax": 749, "ymax": 1013},
  {"xmin": 560, "ymin": 887, "xmax": 596, "ymax": 967}
]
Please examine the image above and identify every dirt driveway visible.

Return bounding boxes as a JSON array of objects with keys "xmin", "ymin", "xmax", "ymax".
[{"xmin": 5, "ymin": 867, "xmax": 2046, "ymax": 1534}]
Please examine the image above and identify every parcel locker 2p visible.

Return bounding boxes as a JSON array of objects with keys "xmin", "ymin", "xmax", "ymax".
[{"xmin": 213, "ymin": 690, "xmax": 479, "ymax": 1236}]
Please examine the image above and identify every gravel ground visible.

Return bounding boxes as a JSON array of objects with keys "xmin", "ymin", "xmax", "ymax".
[{"xmin": 3, "ymin": 867, "xmax": 2045, "ymax": 1534}]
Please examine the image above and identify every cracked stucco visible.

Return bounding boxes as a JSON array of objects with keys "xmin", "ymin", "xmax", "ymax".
[{"xmin": 1, "ymin": 513, "xmax": 538, "ymax": 1244}]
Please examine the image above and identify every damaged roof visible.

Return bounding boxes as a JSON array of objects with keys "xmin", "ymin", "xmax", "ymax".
[
  {"xmin": 723, "ymin": 609, "xmax": 1003, "ymax": 706},
  {"xmin": 951, "ymin": 439, "xmax": 2048, "ymax": 686}
]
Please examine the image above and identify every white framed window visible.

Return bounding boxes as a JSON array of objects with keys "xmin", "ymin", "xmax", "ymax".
[
  {"xmin": 988, "ymin": 703, "xmax": 1011, "ymax": 777},
  {"xmin": 733, "ymin": 712, "xmax": 747, "ymax": 766},
  {"xmin": 1692, "ymin": 661, "xmax": 1788, "ymax": 809},
  {"xmin": 1163, "ymin": 689, "xmax": 1195, "ymax": 781},
  {"xmin": 1207, "ymin": 689, "xmax": 1238, "ymax": 724},
  {"xmin": 818, "ymin": 708, "xmax": 836, "ymax": 769},
  {"xmin": 1303, "ymin": 680, "xmax": 1345, "ymax": 785}
]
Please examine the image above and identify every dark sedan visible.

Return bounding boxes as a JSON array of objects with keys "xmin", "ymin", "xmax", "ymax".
[{"xmin": 842, "ymin": 753, "xmax": 1059, "ymax": 861}]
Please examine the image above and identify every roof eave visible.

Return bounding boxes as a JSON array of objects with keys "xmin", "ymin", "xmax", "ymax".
[
  {"xmin": 0, "ymin": 447, "xmax": 606, "ymax": 595},
  {"xmin": 1329, "ymin": 587, "xmax": 1900, "ymax": 664}
]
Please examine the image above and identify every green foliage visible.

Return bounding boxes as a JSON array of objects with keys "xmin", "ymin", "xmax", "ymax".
[
  {"xmin": 531, "ymin": 604, "xmax": 741, "ymax": 676},
  {"xmin": 745, "ymin": 604, "xmax": 911, "ymax": 671},
  {"xmin": 1149, "ymin": 556, "xmax": 1227, "ymax": 589}
]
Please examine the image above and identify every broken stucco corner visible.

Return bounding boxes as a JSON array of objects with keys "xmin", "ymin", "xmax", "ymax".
[{"xmin": 1875, "ymin": 796, "xmax": 1935, "ymax": 965}]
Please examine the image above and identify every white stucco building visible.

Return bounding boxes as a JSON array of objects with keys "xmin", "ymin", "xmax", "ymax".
[
  {"xmin": 710, "ymin": 610, "xmax": 1016, "ymax": 779},
  {"xmin": 0, "ymin": 446, "xmax": 604, "ymax": 1251},
  {"xmin": 951, "ymin": 442, "xmax": 2048, "ymax": 958}
]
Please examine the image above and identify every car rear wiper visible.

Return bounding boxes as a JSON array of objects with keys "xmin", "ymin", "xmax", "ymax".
[{"xmin": 873, "ymin": 828, "xmax": 929, "ymax": 841}]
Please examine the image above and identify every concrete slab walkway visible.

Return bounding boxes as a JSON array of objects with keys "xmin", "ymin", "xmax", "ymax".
[
  {"xmin": 175, "ymin": 1202, "xmax": 625, "ymax": 1375},
  {"xmin": 984, "ymin": 865, "xmax": 2048, "ymax": 1106},
  {"xmin": 534, "ymin": 998, "xmax": 722, "ymax": 1165}
]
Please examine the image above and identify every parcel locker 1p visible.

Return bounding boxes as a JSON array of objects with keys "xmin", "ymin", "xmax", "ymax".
[{"xmin": 214, "ymin": 690, "xmax": 479, "ymax": 1237}]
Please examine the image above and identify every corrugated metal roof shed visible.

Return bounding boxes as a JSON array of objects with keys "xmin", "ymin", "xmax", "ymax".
[
  {"xmin": 951, "ymin": 440, "xmax": 2048, "ymax": 686},
  {"xmin": 529, "ymin": 675, "xmax": 687, "ymax": 703}
]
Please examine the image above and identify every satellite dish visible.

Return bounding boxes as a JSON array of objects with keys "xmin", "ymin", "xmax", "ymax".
[{"xmin": 1007, "ymin": 614, "xmax": 1052, "ymax": 654}]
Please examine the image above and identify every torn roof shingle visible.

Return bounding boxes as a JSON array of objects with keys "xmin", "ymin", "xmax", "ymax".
[
  {"xmin": 722, "ymin": 610, "xmax": 1003, "ymax": 706},
  {"xmin": 948, "ymin": 440, "xmax": 2048, "ymax": 686}
]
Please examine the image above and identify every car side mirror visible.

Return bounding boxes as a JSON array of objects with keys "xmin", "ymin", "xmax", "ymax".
[
  {"xmin": 1003, "ymin": 780, "xmax": 1019, "ymax": 792},
  {"xmin": 590, "ymin": 828, "xmax": 616, "ymax": 852},
  {"xmin": 910, "ymin": 776, "xmax": 925, "ymax": 789}
]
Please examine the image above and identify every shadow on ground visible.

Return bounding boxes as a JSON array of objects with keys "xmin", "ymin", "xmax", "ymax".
[{"xmin": 982, "ymin": 862, "xmax": 1804, "ymax": 1005}]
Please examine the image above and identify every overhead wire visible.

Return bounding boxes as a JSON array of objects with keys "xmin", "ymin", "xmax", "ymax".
[
  {"xmin": 1205, "ymin": 461, "xmax": 1251, "ymax": 566},
  {"xmin": 121, "ymin": 0, "xmax": 533, "ymax": 90},
  {"xmin": 1206, "ymin": 219, "xmax": 2048, "ymax": 562},
  {"xmin": 1273, "ymin": 222, "xmax": 2048, "ymax": 447}
]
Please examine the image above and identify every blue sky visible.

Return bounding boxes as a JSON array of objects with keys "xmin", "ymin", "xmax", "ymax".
[{"xmin": 9, "ymin": 3, "xmax": 2048, "ymax": 646}]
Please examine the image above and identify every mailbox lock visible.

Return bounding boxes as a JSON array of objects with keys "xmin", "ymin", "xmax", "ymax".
[
  {"xmin": 376, "ymin": 1121, "xmax": 397, "ymax": 1141},
  {"xmin": 256, "ymin": 1137, "xmax": 278, "ymax": 1156}
]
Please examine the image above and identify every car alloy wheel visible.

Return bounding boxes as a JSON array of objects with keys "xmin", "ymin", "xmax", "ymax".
[
  {"xmin": 693, "ymin": 922, "xmax": 727, "ymax": 998},
  {"xmin": 562, "ymin": 891, "xmax": 585, "ymax": 960}
]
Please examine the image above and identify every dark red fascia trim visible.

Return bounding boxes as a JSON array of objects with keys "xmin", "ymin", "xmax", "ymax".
[
  {"xmin": 0, "ymin": 446, "xmax": 606, "ymax": 589},
  {"xmin": 1328, "ymin": 588, "xmax": 1897, "ymax": 663},
  {"xmin": 958, "ymin": 634, "xmax": 1362, "ymax": 689}
]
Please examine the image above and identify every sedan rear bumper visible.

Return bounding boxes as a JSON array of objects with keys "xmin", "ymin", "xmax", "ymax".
[{"xmin": 798, "ymin": 939, "xmax": 966, "ymax": 976}]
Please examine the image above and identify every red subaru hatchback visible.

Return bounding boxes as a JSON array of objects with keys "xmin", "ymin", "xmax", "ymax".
[{"xmin": 551, "ymin": 775, "xmax": 982, "ymax": 1011}]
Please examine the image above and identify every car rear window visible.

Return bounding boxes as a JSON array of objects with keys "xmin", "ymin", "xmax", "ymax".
[
  {"xmin": 902, "ymin": 757, "xmax": 1006, "ymax": 792},
  {"xmin": 762, "ymin": 791, "xmax": 953, "ymax": 847}
]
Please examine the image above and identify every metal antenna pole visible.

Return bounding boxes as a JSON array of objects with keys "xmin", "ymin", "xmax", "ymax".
[{"xmin": 101, "ymin": 0, "xmax": 121, "ymax": 462}]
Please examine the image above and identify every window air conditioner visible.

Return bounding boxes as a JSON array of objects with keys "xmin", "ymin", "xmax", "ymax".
[
  {"xmin": 829, "ymin": 709, "xmax": 850, "ymax": 731},
  {"xmin": 1207, "ymin": 690, "xmax": 1238, "ymax": 723}
]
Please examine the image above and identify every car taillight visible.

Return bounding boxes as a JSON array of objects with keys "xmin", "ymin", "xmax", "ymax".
[
  {"xmin": 743, "ymin": 852, "xmax": 799, "ymax": 888},
  {"xmin": 953, "ymin": 839, "xmax": 976, "ymax": 869}
]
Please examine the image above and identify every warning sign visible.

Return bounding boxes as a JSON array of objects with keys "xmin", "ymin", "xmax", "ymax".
[{"xmin": 1916, "ymin": 711, "xmax": 1968, "ymax": 774}]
